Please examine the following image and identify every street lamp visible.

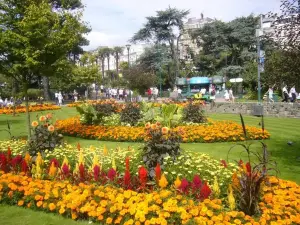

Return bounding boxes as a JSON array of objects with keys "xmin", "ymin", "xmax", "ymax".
[
  {"xmin": 125, "ymin": 44, "xmax": 131, "ymax": 67},
  {"xmin": 256, "ymin": 14, "xmax": 263, "ymax": 104}
]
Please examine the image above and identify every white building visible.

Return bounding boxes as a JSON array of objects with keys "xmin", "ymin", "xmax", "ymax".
[
  {"xmin": 179, "ymin": 14, "xmax": 214, "ymax": 59},
  {"xmin": 102, "ymin": 44, "xmax": 151, "ymax": 71}
]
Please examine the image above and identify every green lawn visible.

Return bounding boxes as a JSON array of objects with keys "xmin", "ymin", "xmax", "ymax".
[
  {"xmin": 0, "ymin": 107, "xmax": 300, "ymax": 224},
  {"xmin": 0, "ymin": 204, "xmax": 91, "ymax": 225}
]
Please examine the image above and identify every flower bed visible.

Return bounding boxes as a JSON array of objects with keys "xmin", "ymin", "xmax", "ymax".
[
  {"xmin": 0, "ymin": 104, "xmax": 61, "ymax": 114},
  {"xmin": 0, "ymin": 173, "xmax": 299, "ymax": 225},
  {"xmin": 55, "ymin": 117, "xmax": 269, "ymax": 143}
]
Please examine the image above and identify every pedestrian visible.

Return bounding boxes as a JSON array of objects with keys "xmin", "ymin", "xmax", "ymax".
[
  {"xmin": 290, "ymin": 85, "xmax": 297, "ymax": 103},
  {"xmin": 147, "ymin": 88, "xmax": 152, "ymax": 101},
  {"xmin": 224, "ymin": 90, "xmax": 229, "ymax": 102},
  {"xmin": 210, "ymin": 89, "xmax": 216, "ymax": 108},
  {"xmin": 229, "ymin": 88, "xmax": 235, "ymax": 103},
  {"xmin": 55, "ymin": 92, "xmax": 59, "ymax": 104},
  {"xmin": 266, "ymin": 86, "xmax": 274, "ymax": 103},
  {"xmin": 58, "ymin": 92, "xmax": 63, "ymax": 106},
  {"xmin": 282, "ymin": 85, "xmax": 289, "ymax": 102},
  {"xmin": 153, "ymin": 87, "xmax": 159, "ymax": 101},
  {"xmin": 119, "ymin": 88, "xmax": 124, "ymax": 100}
]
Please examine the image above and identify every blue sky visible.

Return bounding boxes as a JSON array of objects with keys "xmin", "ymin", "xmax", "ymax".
[{"xmin": 82, "ymin": 0, "xmax": 281, "ymax": 50}]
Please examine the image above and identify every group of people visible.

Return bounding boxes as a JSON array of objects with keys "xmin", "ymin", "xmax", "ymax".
[
  {"xmin": 224, "ymin": 89, "xmax": 235, "ymax": 103},
  {"xmin": 147, "ymin": 87, "xmax": 159, "ymax": 101},
  {"xmin": 0, "ymin": 97, "xmax": 15, "ymax": 107},
  {"xmin": 104, "ymin": 88, "xmax": 133, "ymax": 101},
  {"xmin": 266, "ymin": 85, "xmax": 299, "ymax": 103}
]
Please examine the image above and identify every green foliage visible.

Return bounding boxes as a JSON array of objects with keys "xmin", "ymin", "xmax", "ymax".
[
  {"xmin": 120, "ymin": 103, "xmax": 142, "ymax": 126},
  {"xmin": 155, "ymin": 104, "xmax": 182, "ymax": 128},
  {"xmin": 27, "ymin": 116, "xmax": 64, "ymax": 156},
  {"xmin": 27, "ymin": 89, "xmax": 43, "ymax": 100},
  {"xmin": 182, "ymin": 102, "xmax": 207, "ymax": 123},
  {"xmin": 102, "ymin": 114, "xmax": 121, "ymax": 126},
  {"xmin": 141, "ymin": 125, "xmax": 182, "ymax": 178},
  {"xmin": 76, "ymin": 104, "xmax": 98, "ymax": 125}
]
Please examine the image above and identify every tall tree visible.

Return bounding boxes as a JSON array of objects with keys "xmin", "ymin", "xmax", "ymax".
[
  {"xmin": 131, "ymin": 6, "xmax": 189, "ymax": 86},
  {"xmin": 113, "ymin": 46, "xmax": 124, "ymax": 77},
  {"xmin": 0, "ymin": 0, "xmax": 88, "ymax": 137},
  {"xmin": 97, "ymin": 48, "xmax": 107, "ymax": 79}
]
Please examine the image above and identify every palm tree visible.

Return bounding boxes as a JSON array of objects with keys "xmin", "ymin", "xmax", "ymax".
[
  {"xmin": 113, "ymin": 46, "xmax": 124, "ymax": 78},
  {"xmin": 103, "ymin": 47, "xmax": 112, "ymax": 71},
  {"xmin": 97, "ymin": 48, "xmax": 107, "ymax": 78}
]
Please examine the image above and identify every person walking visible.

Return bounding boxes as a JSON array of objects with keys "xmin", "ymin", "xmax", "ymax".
[
  {"xmin": 229, "ymin": 88, "xmax": 235, "ymax": 103},
  {"xmin": 290, "ymin": 85, "xmax": 297, "ymax": 103},
  {"xmin": 178, "ymin": 87, "xmax": 182, "ymax": 99},
  {"xmin": 282, "ymin": 85, "xmax": 289, "ymax": 102},
  {"xmin": 58, "ymin": 92, "xmax": 63, "ymax": 106},
  {"xmin": 210, "ymin": 89, "xmax": 216, "ymax": 108},
  {"xmin": 147, "ymin": 88, "xmax": 152, "ymax": 101},
  {"xmin": 224, "ymin": 90, "xmax": 230, "ymax": 101},
  {"xmin": 266, "ymin": 86, "xmax": 274, "ymax": 103}
]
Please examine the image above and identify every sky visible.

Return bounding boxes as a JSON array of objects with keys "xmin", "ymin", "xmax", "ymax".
[{"xmin": 82, "ymin": 0, "xmax": 281, "ymax": 50}]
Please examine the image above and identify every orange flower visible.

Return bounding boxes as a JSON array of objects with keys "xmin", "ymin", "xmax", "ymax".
[
  {"xmin": 39, "ymin": 116, "xmax": 47, "ymax": 122},
  {"xmin": 161, "ymin": 127, "xmax": 169, "ymax": 135},
  {"xmin": 49, "ymin": 203, "xmax": 56, "ymax": 211},
  {"xmin": 151, "ymin": 124, "xmax": 157, "ymax": 129},
  {"xmin": 145, "ymin": 122, "xmax": 151, "ymax": 129},
  {"xmin": 46, "ymin": 113, "xmax": 52, "ymax": 119},
  {"xmin": 18, "ymin": 200, "xmax": 24, "ymax": 206},
  {"xmin": 31, "ymin": 121, "xmax": 39, "ymax": 127},
  {"xmin": 48, "ymin": 125, "xmax": 55, "ymax": 132}
]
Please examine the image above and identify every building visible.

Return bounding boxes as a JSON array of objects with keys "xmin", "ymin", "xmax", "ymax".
[
  {"xmin": 179, "ymin": 14, "xmax": 214, "ymax": 60},
  {"xmin": 102, "ymin": 44, "xmax": 151, "ymax": 72}
]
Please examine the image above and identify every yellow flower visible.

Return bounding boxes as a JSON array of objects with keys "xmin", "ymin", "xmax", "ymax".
[
  {"xmin": 159, "ymin": 174, "xmax": 168, "ymax": 188},
  {"xmin": 213, "ymin": 176, "xmax": 220, "ymax": 198},
  {"xmin": 106, "ymin": 217, "xmax": 113, "ymax": 224},
  {"xmin": 47, "ymin": 125, "xmax": 55, "ymax": 132},
  {"xmin": 18, "ymin": 200, "xmax": 24, "ymax": 206},
  {"xmin": 48, "ymin": 203, "xmax": 56, "ymax": 211},
  {"xmin": 228, "ymin": 184, "xmax": 236, "ymax": 211},
  {"xmin": 112, "ymin": 157, "xmax": 116, "ymax": 170},
  {"xmin": 161, "ymin": 127, "xmax": 169, "ymax": 135},
  {"xmin": 31, "ymin": 121, "xmax": 39, "ymax": 127},
  {"xmin": 78, "ymin": 150, "xmax": 85, "ymax": 165},
  {"xmin": 39, "ymin": 116, "xmax": 47, "ymax": 122},
  {"xmin": 49, "ymin": 162, "xmax": 57, "ymax": 177},
  {"xmin": 25, "ymin": 152, "xmax": 31, "ymax": 164},
  {"xmin": 103, "ymin": 145, "xmax": 108, "ymax": 156},
  {"xmin": 36, "ymin": 152, "xmax": 43, "ymax": 167},
  {"xmin": 174, "ymin": 176, "xmax": 181, "ymax": 189},
  {"xmin": 92, "ymin": 154, "xmax": 100, "ymax": 167}
]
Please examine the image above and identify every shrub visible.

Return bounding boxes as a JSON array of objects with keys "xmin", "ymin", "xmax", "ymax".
[
  {"xmin": 120, "ymin": 103, "xmax": 142, "ymax": 126},
  {"xmin": 76, "ymin": 104, "xmax": 98, "ymax": 125},
  {"xmin": 141, "ymin": 123, "xmax": 182, "ymax": 178},
  {"xmin": 182, "ymin": 102, "xmax": 207, "ymax": 123},
  {"xmin": 27, "ymin": 114, "xmax": 63, "ymax": 156},
  {"xmin": 103, "ymin": 114, "xmax": 121, "ymax": 126},
  {"xmin": 27, "ymin": 89, "xmax": 43, "ymax": 100}
]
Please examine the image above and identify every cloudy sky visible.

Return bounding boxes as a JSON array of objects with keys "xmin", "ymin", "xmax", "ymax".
[{"xmin": 82, "ymin": 0, "xmax": 281, "ymax": 50}]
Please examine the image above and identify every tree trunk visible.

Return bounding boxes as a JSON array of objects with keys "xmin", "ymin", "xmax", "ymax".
[
  {"xmin": 23, "ymin": 82, "xmax": 31, "ymax": 138},
  {"xmin": 43, "ymin": 76, "xmax": 50, "ymax": 101},
  {"xmin": 101, "ymin": 59, "xmax": 105, "ymax": 79},
  {"xmin": 107, "ymin": 57, "xmax": 110, "ymax": 71},
  {"xmin": 116, "ymin": 54, "xmax": 119, "ymax": 78}
]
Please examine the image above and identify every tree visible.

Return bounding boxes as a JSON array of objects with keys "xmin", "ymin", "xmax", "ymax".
[
  {"xmin": 191, "ymin": 15, "xmax": 258, "ymax": 79},
  {"xmin": 0, "ymin": 0, "xmax": 88, "ymax": 137},
  {"xmin": 113, "ymin": 46, "xmax": 124, "ymax": 77},
  {"xmin": 97, "ymin": 48, "xmax": 107, "ymax": 79},
  {"xmin": 131, "ymin": 7, "xmax": 189, "ymax": 86},
  {"xmin": 123, "ymin": 65, "xmax": 157, "ymax": 94}
]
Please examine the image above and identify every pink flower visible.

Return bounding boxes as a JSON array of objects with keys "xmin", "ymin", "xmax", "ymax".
[{"xmin": 107, "ymin": 168, "xmax": 117, "ymax": 181}]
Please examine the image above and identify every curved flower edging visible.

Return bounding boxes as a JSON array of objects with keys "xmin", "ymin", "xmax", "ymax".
[
  {"xmin": 56, "ymin": 117, "xmax": 270, "ymax": 143},
  {"xmin": 0, "ymin": 173, "xmax": 299, "ymax": 225},
  {"xmin": 0, "ymin": 104, "xmax": 61, "ymax": 115}
]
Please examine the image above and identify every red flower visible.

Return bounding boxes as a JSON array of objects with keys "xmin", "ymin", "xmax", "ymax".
[
  {"xmin": 21, "ymin": 159, "xmax": 29, "ymax": 173},
  {"xmin": 138, "ymin": 166, "xmax": 148, "ymax": 187},
  {"xmin": 79, "ymin": 163, "xmax": 85, "ymax": 181},
  {"xmin": 61, "ymin": 163, "xmax": 70, "ymax": 177},
  {"xmin": 200, "ymin": 182, "xmax": 211, "ymax": 200},
  {"xmin": 7, "ymin": 147, "xmax": 11, "ymax": 162},
  {"xmin": 192, "ymin": 175, "xmax": 202, "ymax": 190},
  {"xmin": 246, "ymin": 162, "xmax": 252, "ymax": 175},
  {"xmin": 179, "ymin": 178, "xmax": 190, "ymax": 194},
  {"xmin": 238, "ymin": 159, "xmax": 244, "ymax": 167},
  {"xmin": 49, "ymin": 158, "xmax": 60, "ymax": 168},
  {"xmin": 107, "ymin": 168, "xmax": 117, "ymax": 181},
  {"xmin": 0, "ymin": 153, "xmax": 7, "ymax": 172},
  {"xmin": 125, "ymin": 157, "xmax": 130, "ymax": 171},
  {"xmin": 77, "ymin": 143, "xmax": 81, "ymax": 151},
  {"xmin": 93, "ymin": 165, "xmax": 100, "ymax": 181},
  {"xmin": 11, "ymin": 155, "xmax": 22, "ymax": 170},
  {"xmin": 220, "ymin": 159, "xmax": 227, "ymax": 168},
  {"xmin": 155, "ymin": 163, "xmax": 161, "ymax": 182},
  {"xmin": 124, "ymin": 170, "xmax": 131, "ymax": 188}
]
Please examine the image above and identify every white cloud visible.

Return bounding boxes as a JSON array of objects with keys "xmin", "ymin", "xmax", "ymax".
[{"xmin": 82, "ymin": 0, "xmax": 281, "ymax": 48}]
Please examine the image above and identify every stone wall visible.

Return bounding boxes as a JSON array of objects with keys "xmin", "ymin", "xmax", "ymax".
[{"xmin": 205, "ymin": 102, "xmax": 300, "ymax": 118}]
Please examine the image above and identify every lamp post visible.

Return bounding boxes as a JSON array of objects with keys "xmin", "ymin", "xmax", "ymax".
[
  {"xmin": 256, "ymin": 15, "xmax": 263, "ymax": 104},
  {"xmin": 125, "ymin": 44, "xmax": 131, "ymax": 67}
]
